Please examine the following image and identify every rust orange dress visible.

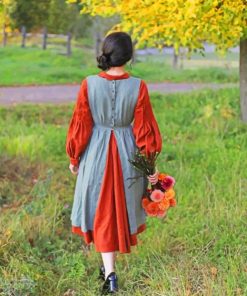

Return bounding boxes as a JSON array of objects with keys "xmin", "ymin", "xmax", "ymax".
[{"xmin": 66, "ymin": 71, "xmax": 162, "ymax": 253}]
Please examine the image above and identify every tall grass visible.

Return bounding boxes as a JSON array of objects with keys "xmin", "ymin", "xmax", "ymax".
[{"xmin": 0, "ymin": 88, "xmax": 246, "ymax": 295}]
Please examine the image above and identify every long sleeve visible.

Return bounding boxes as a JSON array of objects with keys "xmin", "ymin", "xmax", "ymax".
[
  {"xmin": 132, "ymin": 80, "xmax": 162, "ymax": 158},
  {"xmin": 65, "ymin": 78, "xmax": 94, "ymax": 166}
]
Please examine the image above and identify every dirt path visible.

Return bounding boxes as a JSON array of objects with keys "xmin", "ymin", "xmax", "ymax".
[{"xmin": 0, "ymin": 82, "xmax": 237, "ymax": 106}]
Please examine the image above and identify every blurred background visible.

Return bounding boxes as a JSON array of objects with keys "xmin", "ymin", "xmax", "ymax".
[
  {"xmin": 0, "ymin": 1, "xmax": 246, "ymax": 295},
  {"xmin": 0, "ymin": 0, "xmax": 241, "ymax": 86}
]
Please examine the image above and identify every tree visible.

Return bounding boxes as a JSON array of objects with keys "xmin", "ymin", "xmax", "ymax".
[
  {"xmin": 67, "ymin": 0, "xmax": 247, "ymax": 122},
  {"xmin": 0, "ymin": 0, "xmax": 15, "ymax": 45},
  {"xmin": 5, "ymin": 0, "xmax": 92, "ymax": 38},
  {"xmin": 10, "ymin": 0, "xmax": 50, "ymax": 31},
  {"xmin": 47, "ymin": 1, "xmax": 93, "ymax": 39}
]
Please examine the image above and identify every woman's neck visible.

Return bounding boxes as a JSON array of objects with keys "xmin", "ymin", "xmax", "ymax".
[{"xmin": 105, "ymin": 66, "xmax": 126, "ymax": 75}]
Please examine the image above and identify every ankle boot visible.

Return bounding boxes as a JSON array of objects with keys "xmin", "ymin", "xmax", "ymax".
[{"xmin": 101, "ymin": 271, "xmax": 118, "ymax": 294}]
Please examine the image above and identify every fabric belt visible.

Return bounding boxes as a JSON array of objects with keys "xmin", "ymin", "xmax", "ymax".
[{"xmin": 94, "ymin": 123, "xmax": 132, "ymax": 130}]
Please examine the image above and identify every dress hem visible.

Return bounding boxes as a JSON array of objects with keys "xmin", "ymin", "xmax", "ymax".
[{"xmin": 71, "ymin": 223, "xmax": 146, "ymax": 253}]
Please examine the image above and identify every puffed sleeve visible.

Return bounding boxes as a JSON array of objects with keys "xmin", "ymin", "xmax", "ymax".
[
  {"xmin": 132, "ymin": 80, "xmax": 162, "ymax": 158},
  {"xmin": 65, "ymin": 78, "xmax": 94, "ymax": 166}
]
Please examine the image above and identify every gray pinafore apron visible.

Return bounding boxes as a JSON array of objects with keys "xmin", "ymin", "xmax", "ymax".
[{"xmin": 70, "ymin": 74, "xmax": 148, "ymax": 235}]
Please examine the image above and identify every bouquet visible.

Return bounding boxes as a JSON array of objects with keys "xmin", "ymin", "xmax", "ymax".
[{"xmin": 128, "ymin": 149, "xmax": 176, "ymax": 219}]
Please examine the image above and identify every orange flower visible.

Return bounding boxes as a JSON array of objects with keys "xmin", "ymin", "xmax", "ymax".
[
  {"xmin": 145, "ymin": 202, "xmax": 160, "ymax": 216},
  {"xmin": 164, "ymin": 188, "xmax": 175, "ymax": 200},
  {"xmin": 169, "ymin": 198, "xmax": 177, "ymax": 207},
  {"xmin": 158, "ymin": 173, "xmax": 168, "ymax": 181},
  {"xmin": 158, "ymin": 198, "xmax": 170, "ymax": 210},
  {"xmin": 142, "ymin": 197, "xmax": 150, "ymax": 208}
]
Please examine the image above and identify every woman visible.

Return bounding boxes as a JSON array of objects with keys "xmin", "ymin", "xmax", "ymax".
[{"xmin": 65, "ymin": 31, "xmax": 162, "ymax": 294}]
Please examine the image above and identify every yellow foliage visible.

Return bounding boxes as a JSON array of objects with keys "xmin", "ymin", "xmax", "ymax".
[
  {"xmin": 69, "ymin": 0, "xmax": 247, "ymax": 52},
  {"xmin": 0, "ymin": 0, "xmax": 13, "ymax": 32}
]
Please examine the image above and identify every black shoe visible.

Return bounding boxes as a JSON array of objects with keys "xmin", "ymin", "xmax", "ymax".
[
  {"xmin": 98, "ymin": 265, "xmax": 105, "ymax": 281},
  {"xmin": 101, "ymin": 271, "xmax": 118, "ymax": 295}
]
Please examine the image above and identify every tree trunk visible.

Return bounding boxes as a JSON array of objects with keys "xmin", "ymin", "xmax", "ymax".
[
  {"xmin": 42, "ymin": 27, "xmax": 47, "ymax": 50},
  {"xmin": 94, "ymin": 16, "xmax": 102, "ymax": 57},
  {"xmin": 95, "ymin": 30, "xmax": 101, "ymax": 57},
  {"xmin": 240, "ymin": 38, "xmax": 247, "ymax": 122},
  {"xmin": 21, "ymin": 26, "xmax": 26, "ymax": 48},
  {"xmin": 173, "ymin": 47, "xmax": 179, "ymax": 69},
  {"xmin": 67, "ymin": 32, "xmax": 72, "ymax": 56},
  {"xmin": 132, "ymin": 39, "xmax": 138, "ymax": 64},
  {"xmin": 3, "ymin": 23, "xmax": 7, "ymax": 47}
]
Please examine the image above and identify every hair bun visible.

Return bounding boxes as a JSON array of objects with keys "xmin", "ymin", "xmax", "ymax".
[
  {"xmin": 97, "ymin": 53, "xmax": 111, "ymax": 70},
  {"xmin": 96, "ymin": 32, "xmax": 133, "ymax": 71}
]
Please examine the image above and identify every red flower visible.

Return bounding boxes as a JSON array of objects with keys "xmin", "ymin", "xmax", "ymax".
[
  {"xmin": 161, "ymin": 176, "xmax": 175, "ymax": 190},
  {"xmin": 169, "ymin": 198, "xmax": 177, "ymax": 207},
  {"xmin": 142, "ymin": 197, "xmax": 150, "ymax": 208},
  {"xmin": 157, "ymin": 209, "xmax": 167, "ymax": 218},
  {"xmin": 145, "ymin": 202, "xmax": 159, "ymax": 216}
]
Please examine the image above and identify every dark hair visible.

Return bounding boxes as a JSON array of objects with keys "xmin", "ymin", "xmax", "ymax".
[{"xmin": 96, "ymin": 32, "xmax": 133, "ymax": 71}]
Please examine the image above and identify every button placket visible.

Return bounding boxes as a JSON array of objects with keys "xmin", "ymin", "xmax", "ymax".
[{"xmin": 111, "ymin": 80, "xmax": 116, "ymax": 128}]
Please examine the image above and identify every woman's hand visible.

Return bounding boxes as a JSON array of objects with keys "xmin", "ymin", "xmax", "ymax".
[
  {"xmin": 147, "ymin": 169, "xmax": 159, "ymax": 185},
  {"xmin": 69, "ymin": 163, "xmax": 79, "ymax": 175}
]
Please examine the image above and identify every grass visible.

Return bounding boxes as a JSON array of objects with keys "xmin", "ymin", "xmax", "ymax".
[
  {"xmin": 0, "ymin": 45, "xmax": 239, "ymax": 86},
  {"xmin": 0, "ymin": 87, "xmax": 246, "ymax": 295}
]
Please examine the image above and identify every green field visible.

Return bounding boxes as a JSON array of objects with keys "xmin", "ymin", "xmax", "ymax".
[
  {"xmin": 0, "ymin": 88, "xmax": 246, "ymax": 295},
  {"xmin": 0, "ymin": 45, "xmax": 239, "ymax": 86}
]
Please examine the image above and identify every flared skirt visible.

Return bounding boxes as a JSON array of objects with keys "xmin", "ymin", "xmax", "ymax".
[{"xmin": 70, "ymin": 125, "xmax": 148, "ymax": 253}]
